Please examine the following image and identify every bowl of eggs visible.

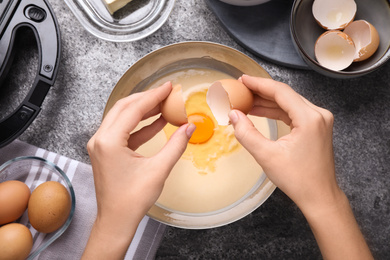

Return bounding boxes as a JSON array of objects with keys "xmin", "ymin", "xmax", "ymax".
[
  {"xmin": 0, "ymin": 156, "xmax": 75, "ymax": 259},
  {"xmin": 290, "ymin": 0, "xmax": 390, "ymax": 78},
  {"xmin": 104, "ymin": 41, "xmax": 290, "ymax": 229}
]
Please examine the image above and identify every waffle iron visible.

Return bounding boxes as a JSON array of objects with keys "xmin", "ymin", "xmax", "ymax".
[{"xmin": 0, "ymin": 0, "xmax": 60, "ymax": 147}]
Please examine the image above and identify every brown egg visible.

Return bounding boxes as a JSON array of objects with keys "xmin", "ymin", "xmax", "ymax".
[
  {"xmin": 160, "ymin": 84, "xmax": 188, "ymax": 126},
  {"xmin": 207, "ymin": 79, "xmax": 254, "ymax": 125},
  {"xmin": 161, "ymin": 79, "xmax": 254, "ymax": 127},
  {"xmin": 312, "ymin": 0, "xmax": 356, "ymax": 30},
  {"xmin": 0, "ymin": 180, "xmax": 30, "ymax": 225},
  {"xmin": 343, "ymin": 20, "xmax": 380, "ymax": 62},
  {"xmin": 28, "ymin": 181, "xmax": 71, "ymax": 233},
  {"xmin": 0, "ymin": 223, "xmax": 33, "ymax": 260}
]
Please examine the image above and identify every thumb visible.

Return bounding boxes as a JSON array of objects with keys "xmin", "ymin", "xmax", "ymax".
[
  {"xmin": 229, "ymin": 110, "xmax": 274, "ymax": 163},
  {"xmin": 154, "ymin": 123, "xmax": 196, "ymax": 174}
]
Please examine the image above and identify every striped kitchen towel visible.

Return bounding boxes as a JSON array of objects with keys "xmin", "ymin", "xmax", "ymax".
[{"xmin": 0, "ymin": 139, "xmax": 166, "ymax": 260}]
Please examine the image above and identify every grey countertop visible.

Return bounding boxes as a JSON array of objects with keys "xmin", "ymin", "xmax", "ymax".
[{"xmin": 2, "ymin": 0, "xmax": 390, "ymax": 259}]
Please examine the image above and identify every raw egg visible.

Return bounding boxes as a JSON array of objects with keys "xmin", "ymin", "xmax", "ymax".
[
  {"xmin": 315, "ymin": 30, "xmax": 356, "ymax": 71},
  {"xmin": 28, "ymin": 181, "xmax": 71, "ymax": 233},
  {"xmin": 161, "ymin": 78, "xmax": 254, "ymax": 173},
  {"xmin": 163, "ymin": 86, "xmax": 241, "ymax": 174},
  {"xmin": 312, "ymin": 0, "xmax": 356, "ymax": 30},
  {"xmin": 0, "ymin": 180, "xmax": 30, "ymax": 225},
  {"xmin": 187, "ymin": 113, "xmax": 214, "ymax": 144},
  {"xmin": 0, "ymin": 223, "xmax": 33, "ymax": 260},
  {"xmin": 343, "ymin": 20, "xmax": 380, "ymax": 62}
]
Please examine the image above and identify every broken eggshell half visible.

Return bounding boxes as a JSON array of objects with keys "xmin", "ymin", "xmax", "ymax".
[
  {"xmin": 314, "ymin": 30, "xmax": 356, "ymax": 71},
  {"xmin": 312, "ymin": 0, "xmax": 357, "ymax": 30},
  {"xmin": 206, "ymin": 79, "xmax": 254, "ymax": 126},
  {"xmin": 343, "ymin": 20, "xmax": 380, "ymax": 62}
]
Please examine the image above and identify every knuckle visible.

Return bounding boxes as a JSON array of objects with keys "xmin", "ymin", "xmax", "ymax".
[
  {"xmin": 323, "ymin": 110, "xmax": 334, "ymax": 125},
  {"xmin": 114, "ymin": 97, "xmax": 130, "ymax": 109},
  {"xmin": 307, "ymin": 108, "xmax": 334, "ymax": 132},
  {"xmin": 306, "ymin": 110, "xmax": 323, "ymax": 125},
  {"xmin": 86, "ymin": 138, "xmax": 94, "ymax": 153},
  {"xmin": 90, "ymin": 134, "xmax": 115, "ymax": 155}
]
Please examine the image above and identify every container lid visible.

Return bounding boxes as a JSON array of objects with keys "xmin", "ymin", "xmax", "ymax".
[{"xmin": 63, "ymin": 0, "xmax": 176, "ymax": 42}]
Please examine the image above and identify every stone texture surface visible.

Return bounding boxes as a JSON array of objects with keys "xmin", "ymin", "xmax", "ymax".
[{"xmin": 1, "ymin": 0, "xmax": 389, "ymax": 259}]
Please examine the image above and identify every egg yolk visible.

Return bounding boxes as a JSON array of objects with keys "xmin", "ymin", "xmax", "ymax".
[
  {"xmin": 188, "ymin": 113, "xmax": 214, "ymax": 144},
  {"xmin": 162, "ymin": 87, "xmax": 240, "ymax": 174}
]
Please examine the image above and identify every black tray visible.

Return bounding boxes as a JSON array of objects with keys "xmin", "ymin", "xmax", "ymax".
[{"xmin": 205, "ymin": 0, "xmax": 309, "ymax": 69}]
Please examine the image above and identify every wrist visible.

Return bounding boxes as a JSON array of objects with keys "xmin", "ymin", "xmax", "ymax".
[
  {"xmin": 82, "ymin": 213, "xmax": 141, "ymax": 259},
  {"xmin": 299, "ymin": 190, "xmax": 373, "ymax": 260},
  {"xmin": 297, "ymin": 185, "xmax": 347, "ymax": 221}
]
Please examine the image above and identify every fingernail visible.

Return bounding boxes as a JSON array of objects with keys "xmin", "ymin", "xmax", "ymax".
[
  {"xmin": 162, "ymin": 81, "xmax": 171, "ymax": 87},
  {"xmin": 240, "ymin": 74, "xmax": 249, "ymax": 83},
  {"xmin": 228, "ymin": 110, "xmax": 238, "ymax": 124},
  {"xmin": 186, "ymin": 123, "xmax": 196, "ymax": 138}
]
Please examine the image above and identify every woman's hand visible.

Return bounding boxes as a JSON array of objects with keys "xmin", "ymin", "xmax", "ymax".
[
  {"xmin": 229, "ymin": 75, "xmax": 338, "ymax": 213},
  {"xmin": 82, "ymin": 82, "xmax": 195, "ymax": 259},
  {"xmin": 229, "ymin": 75, "xmax": 373, "ymax": 260}
]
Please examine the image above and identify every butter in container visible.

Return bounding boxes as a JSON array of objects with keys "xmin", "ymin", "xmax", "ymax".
[
  {"xmin": 63, "ymin": 0, "xmax": 176, "ymax": 42},
  {"xmin": 103, "ymin": 0, "xmax": 135, "ymax": 14}
]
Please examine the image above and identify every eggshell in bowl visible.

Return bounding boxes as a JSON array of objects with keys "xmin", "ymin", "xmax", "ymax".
[
  {"xmin": 312, "ymin": 0, "xmax": 357, "ymax": 30},
  {"xmin": 207, "ymin": 79, "xmax": 254, "ymax": 125},
  {"xmin": 343, "ymin": 20, "xmax": 380, "ymax": 62},
  {"xmin": 314, "ymin": 30, "xmax": 356, "ymax": 71},
  {"xmin": 160, "ymin": 84, "xmax": 188, "ymax": 126}
]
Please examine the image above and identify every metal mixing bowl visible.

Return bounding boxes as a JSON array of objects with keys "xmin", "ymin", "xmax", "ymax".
[{"xmin": 104, "ymin": 41, "xmax": 290, "ymax": 229}]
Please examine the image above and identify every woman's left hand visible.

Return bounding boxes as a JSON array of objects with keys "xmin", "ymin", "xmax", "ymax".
[{"xmin": 83, "ymin": 81, "xmax": 195, "ymax": 259}]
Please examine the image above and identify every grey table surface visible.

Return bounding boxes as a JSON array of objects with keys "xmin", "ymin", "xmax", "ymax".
[{"xmin": 1, "ymin": 0, "xmax": 390, "ymax": 259}]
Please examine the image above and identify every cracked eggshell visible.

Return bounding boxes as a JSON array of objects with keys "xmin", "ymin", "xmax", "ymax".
[
  {"xmin": 343, "ymin": 20, "xmax": 380, "ymax": 62},
  {"xmin": 160, "ymin": 84, "xmax": 188, "ymax": 126},
  {"xmin": 312, "ymin": 0, "xmax": 356, "ymax": 30},
  {"xmin": 315, "ymin": 30, "xmax": 356, "ymax": 71},
  {"xmin": 206, "ymin": 79, "xmax": 254, "ymax": 126}
]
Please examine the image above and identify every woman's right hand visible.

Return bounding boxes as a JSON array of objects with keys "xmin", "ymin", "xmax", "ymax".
[
  {"xmin": 229, "ymin": 75, "xmax": 340, "ymax": 213},
  {"xmin": 229, "ymin": 75, "xmax": 373, "ymax": 260}
]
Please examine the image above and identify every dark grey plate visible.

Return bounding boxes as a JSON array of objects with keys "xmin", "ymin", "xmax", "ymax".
[{"xmin": 205, "ymin": 0, "xmax": 309, "ymax": 69}]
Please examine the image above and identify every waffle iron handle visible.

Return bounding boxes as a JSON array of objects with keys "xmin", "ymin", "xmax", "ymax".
[
  {"xmin": 0, "ymin": 0, "xmax": 61, "ymax": 148},
  {"xmin": 0, "ymin": 76, "xmax": 52, "ymax": 147}
]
